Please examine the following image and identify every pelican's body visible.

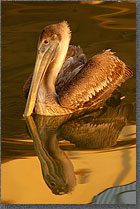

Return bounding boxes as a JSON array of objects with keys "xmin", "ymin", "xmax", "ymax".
[{"xmin": 23, "ymin": 21, "xmax": 132, "ymax": 117}]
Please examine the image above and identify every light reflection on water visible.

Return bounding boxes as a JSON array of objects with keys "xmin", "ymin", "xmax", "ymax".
[{"xmin": 1, "ymin": 1, "xmax": 136, "ymax": 204}]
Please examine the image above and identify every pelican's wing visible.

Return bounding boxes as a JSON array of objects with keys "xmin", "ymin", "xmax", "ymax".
[
  {"xmin": 55, "ymin": 45, "xmax": 87, "ymax": 94},
  {"xmin": 58, "ymin": 50, "xmax": 133, "ymax": 109}
]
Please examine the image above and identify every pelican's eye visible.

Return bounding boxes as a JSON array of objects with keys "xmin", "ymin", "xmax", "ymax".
[{"xmin": 44, "ymin": 40, "xmax": 49, "ymax": 44}]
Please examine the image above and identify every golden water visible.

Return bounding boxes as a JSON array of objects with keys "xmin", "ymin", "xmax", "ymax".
[{"xmin": 1, "ymin": 1, "xmax": 136, "ymax": 204}]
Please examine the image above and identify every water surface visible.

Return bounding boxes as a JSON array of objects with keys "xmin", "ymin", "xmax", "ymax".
[{"xmin": 1, "ymin": 1, "xmax": 136, "ymax": 204}]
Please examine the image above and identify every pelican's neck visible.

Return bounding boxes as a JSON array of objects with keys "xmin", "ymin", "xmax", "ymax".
[{"xmin": 42, "ymin": 37, "xmax": 70, "ymax": 95}]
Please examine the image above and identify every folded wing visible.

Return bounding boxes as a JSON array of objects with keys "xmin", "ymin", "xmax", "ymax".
[
  {"xmin": 55, "ymin": 45, "xmax": 87, "ymax": 94},
  {"xmin": 58, "ymin": 50, "xmax": 133, "ymax": 109}
]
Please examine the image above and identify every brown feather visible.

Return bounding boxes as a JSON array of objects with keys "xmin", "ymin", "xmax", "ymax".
[
  {"xmin": 58, "ymin": 50, "xmax": 133, "ymax": 109},
  {"xmin": 56, "ymin": 45, "xmax": 87, "ymax": 94}
]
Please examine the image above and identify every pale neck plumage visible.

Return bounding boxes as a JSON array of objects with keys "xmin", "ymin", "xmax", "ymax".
[{"xmin": 43, "ymin": 36, "xmax": 70, "ymax": 94}]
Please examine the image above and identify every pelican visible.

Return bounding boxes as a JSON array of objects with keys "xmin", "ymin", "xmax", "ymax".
[{"xmin": 23, "ymin": 21, "xmax": 133, "ymax": 116}]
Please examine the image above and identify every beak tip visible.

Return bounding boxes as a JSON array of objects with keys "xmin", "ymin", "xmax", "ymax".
[
  {"xmin": 23, "ymin": 110, "xmax": 27, "ymax": 117},
  {"xmin": 23, "ymin": 111, "xmax": 30, "ymax": 118}
]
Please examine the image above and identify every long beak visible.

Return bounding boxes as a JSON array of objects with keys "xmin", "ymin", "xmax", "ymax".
[{"xmin": 23, "ymin": 41, "xmax": 58, "ymax": 117}]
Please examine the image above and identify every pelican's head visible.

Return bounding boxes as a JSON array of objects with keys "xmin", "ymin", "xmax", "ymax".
[
  {"xmin": 39, "ymin": 21, "xmax": 71, "ymax": 47},
  {"xmin": 23, "ymin": 21, "xmax": 71, "ymax": 117}
]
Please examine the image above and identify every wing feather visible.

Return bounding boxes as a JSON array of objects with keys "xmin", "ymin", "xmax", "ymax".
[
  {"xmin": 58, "ymin": 50, "xmax": 133, "ymax": 109},
  {"xmin": 55, "ymin": 45, "xmax": 87, "ymax": 94}
]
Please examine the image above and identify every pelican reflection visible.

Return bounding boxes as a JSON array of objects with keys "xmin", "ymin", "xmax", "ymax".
[{"xmin": 25, "ymin": 102, "xmax": 133, "ymax": 195}]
